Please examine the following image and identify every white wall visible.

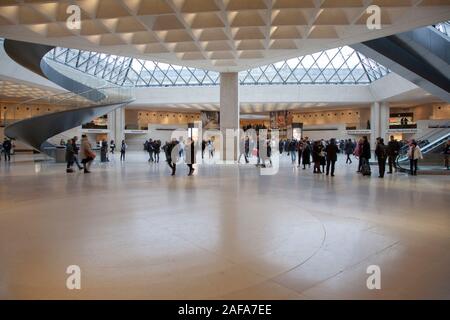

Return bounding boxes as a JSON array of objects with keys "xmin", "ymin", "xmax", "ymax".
[
  {"xmin": 131, "ymin": 83, "xmax": 374, "ymax": 106},
  {"xmin": 413, "ymin": 119, "xmax": 450, "ymax": 140},
  {"xmin": 124, "ymin": 124, "xmax": 189, "ymax": 151},
  {"xmin": 303, "ymin": 124, "xmax": 353, "ymax": 141},
  {"xmin": 124, "ymin": 133, "xmax": 147, "ymax": 151},
  {"xmin": 148, "ymin": 124, "xmax": 188, "ymax": 144}
]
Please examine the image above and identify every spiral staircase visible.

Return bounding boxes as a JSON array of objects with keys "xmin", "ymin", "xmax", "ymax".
[{"xmin": 3, "ymin": 39, "xmax": 134, "ymax": 154}]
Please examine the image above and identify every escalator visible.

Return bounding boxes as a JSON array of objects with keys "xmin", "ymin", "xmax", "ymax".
[
  {"xmin": 396, "ymin": 130, "xmax": 450, "ymax": 174},
  {"xmin": 3, "ymin": 39, "xmax": 134, "ymax": 155},
  {"xmin": 351, "ymin": 23, "xmax": 450, "ymax": 102}
]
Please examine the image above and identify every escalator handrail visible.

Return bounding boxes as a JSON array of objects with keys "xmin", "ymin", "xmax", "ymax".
[
  {"xmin": 397, "ymin": 132, "xmax": 450, "ymax": 167},
  {"xmin": 397, "ymin": 121, "xmax": 449, "ymax": 155}
]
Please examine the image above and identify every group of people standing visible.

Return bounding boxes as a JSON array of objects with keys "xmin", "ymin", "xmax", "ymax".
[
  {"xmin": 99, "ymin": 139, "xmax": 127, "ymax": 162},
  {"xmin": 62, "ymin": 133, "xmax": 448, "ymax": 177},
  {"xmin": 281, "ymin": 138, "xmax": 341, "ymax": 176},
  {"xmin": 363, "ymin": 135, "xmax": 424, "ymax": 177},
  {"xmin": 144, "ymin": 139, "xmax": 162, "ymax": 163}
]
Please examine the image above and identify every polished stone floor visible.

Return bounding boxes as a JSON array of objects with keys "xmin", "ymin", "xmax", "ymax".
[{"xmin": 0, "ymin": 152, "xmax": 449, "ymax": 299}]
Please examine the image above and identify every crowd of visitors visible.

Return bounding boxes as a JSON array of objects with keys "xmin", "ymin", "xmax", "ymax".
[{"xmin": 58, "ymin": 133, "xmax": 447, "ymax": 177}]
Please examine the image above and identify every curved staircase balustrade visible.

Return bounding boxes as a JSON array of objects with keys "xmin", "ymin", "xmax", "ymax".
[{"xmin": 3, "ymin": 39, "xmax": 134, "ymax": 152}]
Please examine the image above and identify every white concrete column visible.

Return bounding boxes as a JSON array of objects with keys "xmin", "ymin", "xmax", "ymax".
[
  {"xmin": 220, "ymin": 72, "xmax": 239, "ymax": 161},
  {"xmin": 108, "ymin": 108, "xmax": 125, "ymax": 144},
  {"xmin": 380, "ymin": 102, "xmax": 390, "ymax": 142},
  {"xmin": 370, "ymin": 102, "xmax": 380, "ymax": 149}
]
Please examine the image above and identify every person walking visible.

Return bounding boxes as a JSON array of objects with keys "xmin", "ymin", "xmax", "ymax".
[
  {"xmin": 344, "ymin": 139, "xmax": 354, "ymax": 164},
  {"xmin": 238, "ymin": 135, "xmax": 249, "ymax": 164},
  {"xmin": 120, "ymin": 140, "xmax": 127, "ymax": 161},
  {"xmin": 65, "ymin": 138, "xmax": 75, "ymax": 173},
  {"xmin": 147, "ymin": 139, "xmax": 154, "ymax": 162},
  {"xmin": 407, "ymin": 140, "xmax": 423, "ymax": 176},
  {"xmin": 110, "ymin": 140, "xmax": 116, "ymax": 154},
  {"xmin": 375, "ymin": 137, "xmax": 387, "ymax": 178},
  {"xmin": 325, "ymin": 138, "xmax": 339, "ymax": 176},
  {"xmin": 387, "ymin": 135, "xmax": 400, "ymax": 174},
  {"xmin": 154, "ymin": 140, "xmax": 161, "ymax": 163},
  {"xmin": 185, "ymin": 137, "xmax": 195, "ymax": 176},
  {"xmin": 79, "ymin": 135, "xmax": 95, "ymax": 173},
  {"xmin": 2, "ymin": 138, "xmax": 12, "ymax": 162},
  {"xmin": 165, "ymin": 139, "xmax": 179, "ymax": 176}
]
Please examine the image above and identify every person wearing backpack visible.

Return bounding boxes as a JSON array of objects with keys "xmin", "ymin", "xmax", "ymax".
[{"xmin": 375, "ymin": 137, "xmax": 387, "ymax": 178}]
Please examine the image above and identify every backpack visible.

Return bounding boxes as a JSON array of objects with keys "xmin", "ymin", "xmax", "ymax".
[{"xmin": 361, "ymin": 158, "xmax": 371, "ymax": 176}]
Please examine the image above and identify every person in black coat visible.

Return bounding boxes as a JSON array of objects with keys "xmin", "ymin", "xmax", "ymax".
[
  {"xmin": 361, "ymin": 136, "xmax": 371, "ymax": 164},
  {"xmin": 302, "ymin": 141, "xmax": 311, "ymax": 170},
  {"xmin": 312, "ymin": 141, "xmax": 322, "ymax": 173},
  {"xmin": 297, "ymin": 141, "xmax": 303, "ymax": 167},
  {"xmin": 154, "ymin": 140, "xmax": 161, "ymax": 163},
  {"xmin": 386, "ymin": 135, "xmax": 400, "ymax": 174},
  {"xmin": 147, "ymin": 138, "xmax": 154, "ymax": 162},
  {"xmin": 444, "ymin": 139, "xmax": 450, "ymax": 170},
  {"xmin": 245, "ymin": 136, "xmax": 250, "ymax": 160},
  {"xmin": 344, "ymin": 139, "xmax": 354, "ymax": 164},
  {"xmin": 325, "ymin": 138, "xmax": 339, "ymax": 176},
  {"xmin": 100, "ymin": 140, "xmax": 108, "ymax": 162},
  {"xmin": 201, "ymin": 140, "xmax": 206, "ymax": 159},
  {"xmin": 65, "ymin": 139, "xmax": 75, "ymax": 173},
  {"xmin": 2, "ymin": 138, "xmax": 12, "ymax": 161},
  {"xmin": 185, "ymin": 138, "xmax": 196, "ymax": 176},
  {"xmin": 165, "ymin": 139, "xmax": 179, "ymax": 176},
  {"xmin": 319, "ymin": 142, "xmax": 326, "ymax": 173},
  {"xmin": 110, "ymin": 140, "xmax": 116, "ymax": 154},
  {"xmin": 375, "ymin": 137, "xmax": 387, "ymax": 178}
]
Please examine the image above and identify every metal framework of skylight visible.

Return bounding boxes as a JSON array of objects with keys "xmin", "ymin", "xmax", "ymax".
[{"xmin": 46, "ymin": 46, "xmax": 390, "ymax": 88}]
